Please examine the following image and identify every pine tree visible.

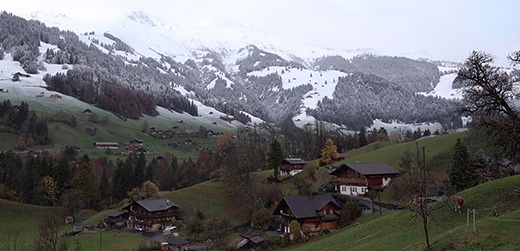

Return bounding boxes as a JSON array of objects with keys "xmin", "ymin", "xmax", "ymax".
[
  {"xmin": 267, "ymin": 139, "xmax": 284, "ymax": 179},
  {"xmin": 359, "ymin": 126, "xmax": 367, "ymax": 147},
  {"xmin": 99, "ymin": 168, "xmax": 110, "ymax": 205},
  {"xmin": 449, "ymin": 138, "xmax": 478, "ymax": 192}
]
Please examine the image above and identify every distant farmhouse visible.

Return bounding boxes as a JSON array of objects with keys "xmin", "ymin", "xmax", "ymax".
[
  {"xmin": 280, "ymin": 158, "xmax": 308, "ymax": 177},
  {"xmin": 124, "ymin": 198, "xmax": 179, "ymax": 231},
  {"xmin": 93, "ymin": 142, "xmax": 119, "ymax": 150},
  {"xmin": 49, "ymin": 94, "xmax": 62, "ymax": 99},
  {"xmin": 330, "ymin": 162, "xmax": 400, "ymax": 196},
  {"xmin": 273, "ymin": 194, "xmax": 341, "ymax": 236},
  {"xmin": 129, "ymin": 139, "xmax": 144, "ymax": 145}
]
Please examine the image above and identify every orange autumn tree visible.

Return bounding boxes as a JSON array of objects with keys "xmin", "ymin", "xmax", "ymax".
[{"xmin": 320, "ymin": 138, "xmax": 338, "ymax": 166}]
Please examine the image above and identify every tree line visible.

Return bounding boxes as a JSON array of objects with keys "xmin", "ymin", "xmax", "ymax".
[{"xmin": 0, "ymin": 100, "xmax": 49, "ymax": 148}]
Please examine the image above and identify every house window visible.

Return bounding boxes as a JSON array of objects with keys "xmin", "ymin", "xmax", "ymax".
[
  {"xmin": 341, "ymin": 186, "xmax": 346, "ymax": 192},
  {"xmin": 353, "ymin": 187, "xmax": 357, "ymax": 193}
]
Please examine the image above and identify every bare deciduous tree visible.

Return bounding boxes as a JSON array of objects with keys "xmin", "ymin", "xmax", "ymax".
[
  {"xmin": 1, "ymin": 229, "xmax": 27, "ymax": 251},
  {"xmin": 457, "ymin": 50, "xmax": 520, "ymax": 163},
  {"xmin": 34, "ymin": 214, "xmax": 63, "ymax": 251}
]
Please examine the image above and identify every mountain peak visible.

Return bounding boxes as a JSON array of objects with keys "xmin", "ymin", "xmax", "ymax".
[{"xmin": 124, "ymin": 11, "xmax": 158, "ymax": 27}]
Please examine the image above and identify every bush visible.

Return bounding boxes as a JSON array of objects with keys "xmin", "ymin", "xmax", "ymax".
[{"xmin": 23, "ymin": 60, "xmax": 39, "ymax": 74}]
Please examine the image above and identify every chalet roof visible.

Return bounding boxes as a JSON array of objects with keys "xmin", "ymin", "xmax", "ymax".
[
  {"xmin": 135, "ymin": 199, "xmax": 179, "ymax": 212},
  {"xmin": 94, "ymin": 142, "xmax": 119, "ymax": 145},
  {"xmin": 275, "ymin": 194, "xmax": 340, "ymax": 219},
  {"xmin": 283, "ymin": 158, "xmax": 308, "ymax": 165},
  {"xmin": 240, "ymin": 234, "xmax": 265, "ymax": 244},
  {"xmin": 103, "ymin": 211, "xmax": 126, "ymax": 218},
  {"xmin": 331, "ymin": 162, "xmax": 400, "ymax": 176}
]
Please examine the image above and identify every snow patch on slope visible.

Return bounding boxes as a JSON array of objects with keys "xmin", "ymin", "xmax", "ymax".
[
  {"xmin": 417, "ymin": 73, "xmax": 462, "ymax": 100},
  {"xmin": 249, "ymin": 66, "xmax": 347, "ymax": 127}
]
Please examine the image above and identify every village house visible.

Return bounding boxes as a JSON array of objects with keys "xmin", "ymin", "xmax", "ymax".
[
  {"xmin": 273, "ymin": 194, "xmax": 341, "ymax": 236},
  {"xmin": 230, "ymin": 234, "xmax": 266, "ymax": 250},
  {"xmin": 129, "ymin": 139, "xmax": 144, "ymax": 145},
  {"xmin": 124, "ymin": 198, "xmax": 179, "ymax": 231},
  {"xmin": 103, "ymin": 211, "xmax": 127, "ymax": 228},
  {"xmin": 280, "ymin": 158, "xmax": 308, "ymax": 177},
  {"xmin": 49, "ymin": 94, "xmax": 62, "ymax": 99},
  {"xmin": 330, "ymin": 162, "xmax": 400, "ymax": 196},
  {"xmin": 93, "ymin": 142, "xmax": 119, "ymax": 150}
]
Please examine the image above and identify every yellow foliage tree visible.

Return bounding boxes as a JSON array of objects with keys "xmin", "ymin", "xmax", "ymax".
[{"xmin": 320, "ymin": 138, "xmax": 338, "ymax": 166}]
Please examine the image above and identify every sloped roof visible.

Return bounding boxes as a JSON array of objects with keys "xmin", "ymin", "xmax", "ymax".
[
  {"xmin": 283, "ymin": 158, "xmax": 308, "ymax": 165},
  {"xmin": 135, "ymin": 199, "xmax": 179, "ymax": 212},
  {"xmin": 331, "ymin": 162, "xmax": 400, "ymax": 176},
  {"xmin": 103, "ymin": 211, "xmax": 126, "ymax": 218},
  {"xmin": 275, "ymin": 194, "xmax": 340, "ymax": 219}
]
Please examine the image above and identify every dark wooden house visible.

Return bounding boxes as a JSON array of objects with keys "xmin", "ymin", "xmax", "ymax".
[
  {"xmin": 94, "ymin": 142, "xmax": 119, "ymax": 150},
  {"xmin": 330, "ymin": 162, "xmax": 400, "ymax": 196},
  {"xmin": 280, "ymin": 158, "xmax": 308, "ymax": 177},
  {"xmin": 103, "ymin": 211, "xmax": 127, "ymax": 228},
  {"xmin": 273, "ymin": 194, "xmax": 340, "ymax": 235},
  {"xmin": 124, "ymin": 199, "xmax": 179, "ymax": 231}
]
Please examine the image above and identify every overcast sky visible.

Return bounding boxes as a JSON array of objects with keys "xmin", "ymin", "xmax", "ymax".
[{"xmin": 3, "ymin": 0, "xmax": 519, "ymax": 66}]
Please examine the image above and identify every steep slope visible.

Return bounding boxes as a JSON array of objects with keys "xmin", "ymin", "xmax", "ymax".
[
  {"xmin": 286, "ymin": 174, "xmax": 520, "ymax": 251},
  {"xmin": 2, "ymin": 11, "xmax": 465, "ymax": 131}
]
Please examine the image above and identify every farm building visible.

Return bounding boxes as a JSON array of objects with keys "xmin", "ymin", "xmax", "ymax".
[
  {"xmin": 124, "ymin": 198, "xmax": 179, "ymax": 231},
  {"xmin": 330, "ymin": 162, "xmax": 400, "ymax": 196},
  {"xmin": 93, "ymin": 142, "xmax": 119, "ymax": 150},
  {"xmin": 280, "ymin": 158, "xmax": 308, "ymax": 177},
  {"xmin": 273, "ymin": 194, "xmax": 341, "ymax": 236}
]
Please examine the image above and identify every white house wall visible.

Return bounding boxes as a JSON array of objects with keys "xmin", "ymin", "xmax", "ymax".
[
  {"xmin": 339, "ymin": 185, "xmax": 369, "ymax": 196},
  {"xmin": 382, "ymin": 177, "xmax": 392, "ymax": 187}
]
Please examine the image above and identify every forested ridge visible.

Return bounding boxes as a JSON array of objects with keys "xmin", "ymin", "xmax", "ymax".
[
  {"xmin": 308, "ymin": 72, "xmax": 460, "ymax": 129},
  {"xmin": 1, "ymin": 11, "xmax": 461, "ymax": 130}
]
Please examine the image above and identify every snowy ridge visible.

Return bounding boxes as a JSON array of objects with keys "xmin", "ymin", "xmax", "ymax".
[
  {"xmin": 0, "ymin": 42, "xmax": 260, "ymax": 130},
  {"xmin": 25, "ymin": 11, "xmax": 372, "ymax": 67}
]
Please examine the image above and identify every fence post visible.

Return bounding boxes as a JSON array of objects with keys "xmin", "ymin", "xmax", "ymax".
[
  {"xmin": 472, "ymin": 209, "xmax": 476, "ymax": 232},
  {"xmin": 466, "ymin": 208, "xmax": 470, "ymax": 227}
]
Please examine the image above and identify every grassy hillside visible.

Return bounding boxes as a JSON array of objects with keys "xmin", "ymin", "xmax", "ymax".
[
  {"xmin": 339, "ymin": 131, "xmax": 470, "ymax": 172},
  {"xmin": 0, "ymin": 199, "xmax": 152, "ymax": 251},
  {"xmin": 284, "ymin": 174, "xmax": 520, "ymax": 251},
  {"xmin": 0, "ymin": 81, "xmax": 236, "ymax": 161}
]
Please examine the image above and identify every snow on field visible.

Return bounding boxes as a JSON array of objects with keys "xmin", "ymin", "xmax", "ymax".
[
  {"xmin": 438, "ymin": 65, "xmax": 459, "ymax": 73},
  {"xmin": 173, "ymin": 85, "xmax": 263, "ymax": 128},
  {"xmin": 0, "ymin": 52, "xmax": 258, "ymax": 130},
  {"xmin": 417, "ymin": 73, "xmax": 463, "ymax": 100},
  {"xmin": 369, "ymin": 119, "xmax": 443, "ymax": 134},
  {"xmin": 0, "ymin": 53, "xmax": 102, "ymax": 114},
  {"xmin": 249, "ymin": 66, "xmax": 347, "ymax": 127}
]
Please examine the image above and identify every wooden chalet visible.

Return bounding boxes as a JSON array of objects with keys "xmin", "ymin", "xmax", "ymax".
[
  {"xmin": 330, "ymin": 162, "xmax": 400, "ymax": 196},
  {"xmin": 230, "ymin": 234, "xmax": 266, "ymax": 250},
  {"xmin": 94, "ymin": 142, "xmax": 119, "ymax": 150},
  {"xmin": 273, "ymin": 194, "xmax": 340, "ymax": 235},
  {"xmin": 124, "ymin": 198, "xmax": 179, "ymax": 231},
  {"xmin": 103, "ymin": 211, "xmax": 127, "ymax": 228},
  {"xmin": 280, "ymin": 158, "xmax": 308, "ymax": 177},
  {"xmin": 129, "ymin": 139, "xmax": 144, "ymax": 145}
]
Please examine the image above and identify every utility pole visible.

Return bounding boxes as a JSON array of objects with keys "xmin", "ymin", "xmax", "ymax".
[{"xmin": 99, "ymin": 221, "xmax": 102, "ymax": 251}]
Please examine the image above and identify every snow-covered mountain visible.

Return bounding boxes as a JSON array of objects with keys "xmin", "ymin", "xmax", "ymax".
[
  {"xmin": 0, "ymin": 11, "xmax": 464, "ymax": 132},
  {"xmin": 28, "ymin": 11, "xmax": 371, "ymax": 69}
]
